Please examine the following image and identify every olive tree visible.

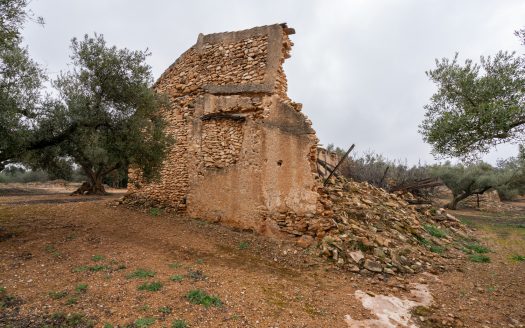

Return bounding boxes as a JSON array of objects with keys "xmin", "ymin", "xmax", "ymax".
[
  {"xmin": 32, "ymin": 34, "xmax": 170, "ymax": 194},
  {"xmin": 420, "ymin": 28, "xmax": 525, "ymax": 159}
]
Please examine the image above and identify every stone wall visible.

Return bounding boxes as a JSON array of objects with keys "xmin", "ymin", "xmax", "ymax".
[{"xmin": 129, "ymin": 24, "xmax": 323, "ymax": 236}]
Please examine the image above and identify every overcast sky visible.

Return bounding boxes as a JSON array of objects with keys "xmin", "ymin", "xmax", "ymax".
[{"xmin": 22, "ymin": 0, "xmax": 525, "ymax": 165}]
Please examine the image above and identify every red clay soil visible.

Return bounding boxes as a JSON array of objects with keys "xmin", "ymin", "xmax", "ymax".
[{"xmin": 0, "ymin": 190, "xmax": 524, "ymax": 327}]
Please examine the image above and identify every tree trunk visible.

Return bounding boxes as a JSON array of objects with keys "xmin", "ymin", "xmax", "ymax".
[
  {"xmin": 445, "ymin": 192, "xmax": 471, "ymax": 210},
  {"xmin": 71, "ymin": 166, "xmax": 108, "ymax": 195}
]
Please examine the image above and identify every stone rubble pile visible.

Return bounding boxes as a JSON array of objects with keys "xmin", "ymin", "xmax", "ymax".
[{"xmin": 310, "ymin": 176, "xmax": 470, "ymax": 275}]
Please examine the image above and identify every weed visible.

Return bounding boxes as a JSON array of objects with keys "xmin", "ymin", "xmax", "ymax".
[
  {"xmin": 138, "ymin": 281, "xmax": 163, "ymax": 292},
  {"xmin": 66, "ymin": 297, "xmax": 78, "ymax": 305},
  {"xmin": 465, "ymin": 242, "xmax": 490, "ymax": 254},
  {"xmin": 117, "ymin": 264, "xmax": 127, "ymax": 270},
  {"xmin": 511, "ymin": 254, "xmax": 525, "ymax": 262},
  {"xmin": 356, "ymin": 240, "xmax": 373, "ymax": 252},
  {"xmin": 49, "ymin": 291, "xmax": 68, "ymax": 300},
  {"xmin": 75, "ymin": 284, "xmax": 88, "ymax": 293},
  {"xmin": 187, "ymin": 269, "xmax": 206, "ymax": 281},
  {"xmin": 159, "ymin": 306, "xmax": 172, "ymax": 314},
  {"xmin": 89, "ymin": 265, "xmax": 109, "ymax": 272},
  {"xmin": 416, "ymin": 236, "xmax": 430, "ymax": 246},
  {"xmin": 186, "ymin": 289, "xmax": 222, "ymax": 307},
  {"xmin": 92, "ymin": 255, "xmax": 105, "ymax": 262},
  {"xmin": 103, "ymin": 324, "xmax": 114, "ymax": 328},
  {"xmin": 135, "ymin": 317, "xmax": 155, "ymax": 328},
  {"xmin": 430, "ymin": 245, "xmax": 445, "ymax": 254},
  {"xmin": 170, "ymin": 274, "xmax": 184, "ymax": 282},
  {"xmin": 127, "ymin": 268, "xmax": 155, "ymax": 279},
  {"xmin": 45, "ymin": 244, "xmax": 62, "ymax": 258},
  {"xmin": 72, "ymin": 266, "xmax": 89, "ymax": 273},
  {"xmin": 0, "ymin": 290, "xmax": 19, "ymax": 309},
  {"xmin": 469, "ymin": 254, "xmax": 491, "ymax": 263},
  {"xmin": 149, "ymin": 207, "xmax": 161, "ymax": 217},
  {"xmin": 49, "ymin": 312, "xmax": 93, "ymax": 327},
  {"xmin": 168, "ymin": 262, "xmax": 182, "ymax": 269},
  {"xmin": 172, "ymin": 320, "xmax": 188, "ymax": 328},
  {"xmin": 424, "ymin": 225, "xmax": 446, "ymax": 238},
  {"xmin": 139, "ymin": 304, "xmax": 150, "ymax": 312},
  {"xmin": 239, "ymin": 241, "xmax": 249, "ymax": 250},
  {"xmin": 196, "ymin": 258, "xmax": 204, "ymax": 264}
]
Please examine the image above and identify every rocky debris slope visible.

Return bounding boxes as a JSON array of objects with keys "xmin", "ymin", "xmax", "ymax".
[{"xmin": 311, "ymin": 176, "xmax": 470, "ymax": 275}]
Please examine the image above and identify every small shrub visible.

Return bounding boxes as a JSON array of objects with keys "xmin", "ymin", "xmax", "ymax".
[
  {"xmin": 49, "ymin": 291, "xmax": 68, "ymax": 300},
  {"xmin": 139, "ymin": 304, "xmax": 150, "ymax": 312},
  {"xmin": 511, "ymin": 255, "xmax": 525, "ymax": 262},
  {"xmin": 91, "ymin": 255, "xmax": 105, "ymax": 262},
  {"xmin": 159, "ymin": 306, "xmax": 172, "ymax": 314},
  {"xmin": 138, "ymin": 281, "xmax": 163, "ymax": 292},
  {"xmin": 469, "ymin": 254, "xmax": 490, "ymax": 263},
  {"xmin": 135, "ymin": 317, "xmax": 156, "ymax": 328},
  {"xmin": 186, "ymin": 289, "xmax": 222, "ymax": 307},
  {"xmin": 66, "ymin": 297, "xmax": 78, "ymax": 305},
  {"xmin": 0, "ymin": 287, "xmax": 5, "ymax": 293},
  {"xmin": 75, "ymin": 284, "xmax": 88, "ymax": 293},
  {"xmin": 127, "ymin": 269, "xmax": 156, "ymax": 279},
  {"xmin": 465, "ymin": 242, "xmax": 490, "ymax": 254},
  {"xmin": 170, "ymin": 274, "xmax": 184, "ymax": 282},
  {"xmin": 172, "ymin": 320, "xmax": 188, "ymax": 328},
  {"xmin": 239, "ymin": 241, "xmax": 249, "ymax": 250},
  {"xmin": 424, "ymin": 225, "xmax": 446, "ymax": 238}
]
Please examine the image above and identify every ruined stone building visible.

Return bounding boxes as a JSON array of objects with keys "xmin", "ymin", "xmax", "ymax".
[{"xmin": 129, "ymin": 23, "xmax": 326, "ymax": 237}]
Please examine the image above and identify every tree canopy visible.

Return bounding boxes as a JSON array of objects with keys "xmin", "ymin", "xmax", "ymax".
[
  {"xmin": 420, "ymin": 28, "xmax": 525, "ymax": 159},
  {"xmin": 30, "ymin": 34, "xmax": 170, "ymax": 194},
  {"xmin": 0, "ymin": 0, "xmax": 45, "ymax": 170}
]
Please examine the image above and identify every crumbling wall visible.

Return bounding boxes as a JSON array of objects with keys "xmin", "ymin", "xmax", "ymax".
[{"xmin": 129, "ymin": 24, "xmax": 321, "ymax": 235}]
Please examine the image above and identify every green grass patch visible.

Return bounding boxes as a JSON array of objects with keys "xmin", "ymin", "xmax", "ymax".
[
  {"xmin": 172, "ymin": 320, "xmax": 188, "ymax": 328},
  {"xmin": 511, "ymin": 254, "xmax": 525, "ymax": 262},
  {"xmin": 469, "ymin": 254, "xmax": 491, "ymax": 263},
  {"xmin": 66, "ymin": 297, "xmax": 78, "ymax": 305},
  {"xmin": 239, "ymin": 241, "xmax": 249, "ymax": 250},
  {"xmin": 416, "ymin": 236, "xmax": 430, "ymax": 246},
  {"xmin": 127, "ymin": 268, "xmax": 155, "ymax": 279},
  {"xmin": 465, "ymin": 242, "xmax": 490, "ymax": 254},
  {"xmin": 91, "ymin": 255, "xmax": 105, "ymax": 262},
  {"xmin": 170, "ymin": 274, "xmax": 184, "ymax": 282},
  {"xmin": 49, "ymin": 291, "xmax": 68, "ymax": 300},
  {"xmin": 50, "ymin": 312, "xmax": 93, "ymax": 327},
  {"xmin": 149, "ymin": 207, "xmax": 161, "ymax": 217},
  {"xmin": 137, "ymin": 281, "xmax": 163, "ymax": 292},
  {"xmin": 135, "ymin": 317, "xmax": 156, "ymax": 328},
  {"xmin": 75, "ymin": 284, "xmax": 88, "ymax": 294},
  {"xmin": 168, "ymin": 262, "xmax": 182, "ymax": 269},
  {"xmin": 158, "ymin": 306, "xmax": 172, "ymax": 314},
  {"xmin": 88, "ymin": 265, "xmax": 109, "ymax": 272},
  {"xmin": 186, "ymin": 289, "xmax": 222, "ymax": 307},
  {"xmin": 429, "ymin": 245, "xmax": 445, "ymax": 254},
  {"xmin": 424, "ymin": 225, "xmax": 446, "ymax": 238}
]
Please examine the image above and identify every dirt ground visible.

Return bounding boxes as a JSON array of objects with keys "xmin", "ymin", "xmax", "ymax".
[{"xmin": 0, "ymin": 185, "xmax": 524, "ymax": 328}]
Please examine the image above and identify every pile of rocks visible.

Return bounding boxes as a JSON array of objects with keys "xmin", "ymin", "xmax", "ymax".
[{"xmin": 310, "ymin": 176, "xmax": 470, "ymax": 275}]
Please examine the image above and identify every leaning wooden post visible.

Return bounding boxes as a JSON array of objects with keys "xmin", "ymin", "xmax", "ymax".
[{"xmin": 323, "ymin": 144, "xmax": 355, "ymax": 185}]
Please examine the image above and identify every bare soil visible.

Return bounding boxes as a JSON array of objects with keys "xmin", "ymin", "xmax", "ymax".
[{"xmin": 0, "ymin": 185, "xmax": 524, "ymax": 327}]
